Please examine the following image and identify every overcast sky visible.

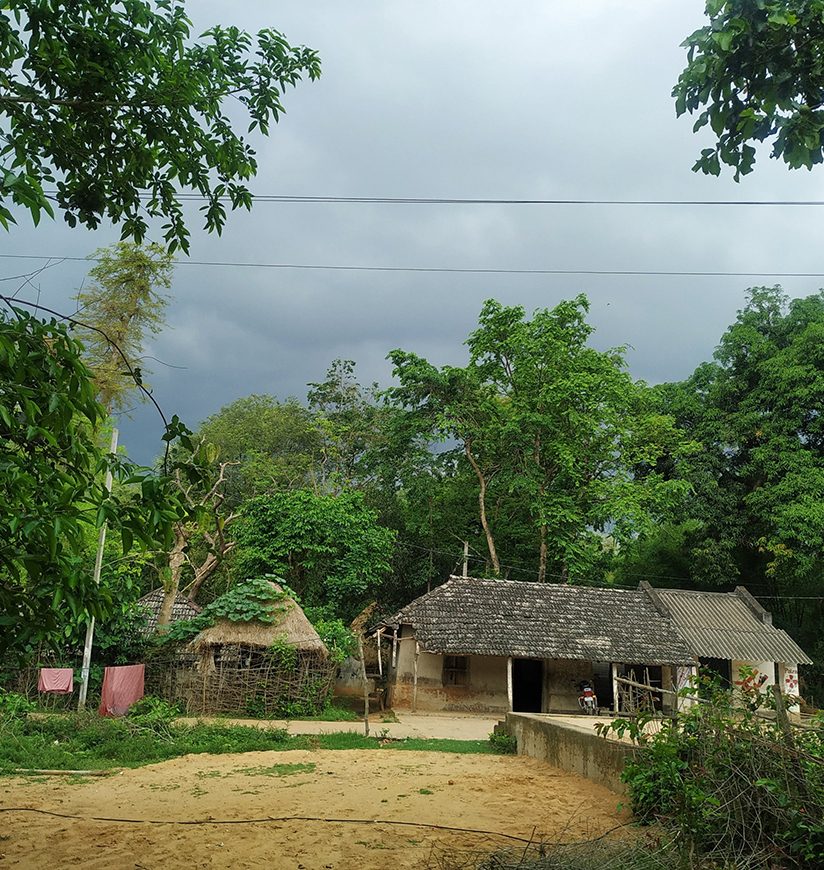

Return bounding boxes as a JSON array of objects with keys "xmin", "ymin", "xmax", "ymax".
[{"xmin": 5, "ymin": 1, "xmax": 824, "ymax": 464}]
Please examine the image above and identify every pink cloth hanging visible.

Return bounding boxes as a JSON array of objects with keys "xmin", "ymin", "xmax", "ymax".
[
  {"xmin": 98, "ymin": 664, "xmax": 145, "ymax": 717},
  {"xmin": 37, "ymin": 668, "xmax": 74, "ymax": 694}
]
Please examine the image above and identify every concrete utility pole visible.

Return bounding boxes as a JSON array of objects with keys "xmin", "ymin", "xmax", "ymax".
[
  {"xmin": 78, "ymin": 427, "xmax": 118, "ymax": 710},
  {"xmin": 462, "ymin": 541, "xmax": 469, "ymax": 578}
]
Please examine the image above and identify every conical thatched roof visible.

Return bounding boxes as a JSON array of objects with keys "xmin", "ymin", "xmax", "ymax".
[{"xmin": 191, "ymin": 581, "xmax": 327, "ymax": 656}]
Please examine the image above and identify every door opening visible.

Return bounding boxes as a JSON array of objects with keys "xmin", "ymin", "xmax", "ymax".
[{"xmin": 512, "ymin": 658, "xmax": 543, "ymax": 712}]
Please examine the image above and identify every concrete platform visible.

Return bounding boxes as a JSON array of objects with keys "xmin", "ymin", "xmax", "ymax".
[{"xmin": 499, "ymin": 712, "xmax": 636, "ymax": 793}]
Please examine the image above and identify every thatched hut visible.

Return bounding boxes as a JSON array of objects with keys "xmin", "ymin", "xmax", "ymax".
[{"xmin": 146, "ymin": 579, "xmax": 335, "ymax": 718}]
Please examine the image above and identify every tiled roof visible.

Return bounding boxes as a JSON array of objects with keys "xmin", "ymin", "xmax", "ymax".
[
  {"xmin": 137, "ymin": 588, "xmax": 202, "ymax": 636},
  {"xmin": 649, "ymin": 586, "xmax": 811, "ymax": 665},
  {"xmin": 385, "ymin": 576, "xmax": 695, "ymax": 665}
]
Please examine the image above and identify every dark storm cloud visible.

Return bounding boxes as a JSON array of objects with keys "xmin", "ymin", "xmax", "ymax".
[{"xmin": 4, "ymin": 1, "xmax": 824, "ymax": 463}]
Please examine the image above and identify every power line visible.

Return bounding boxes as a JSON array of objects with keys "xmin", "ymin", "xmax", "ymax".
[
  {"xmin": 44, "ymin": 190, "xmax": 824, "ymax": 207},
  {"xmin": 2, "ymin": 253, "xmax": 824, "ymax": 279}
]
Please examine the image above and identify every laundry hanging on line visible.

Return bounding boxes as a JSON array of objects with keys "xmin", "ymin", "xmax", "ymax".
[
  {"xmin": 37, "ymin": 668, "xmax": 74, "ymax": 694},
  {"xmin": 98, "ymin": 664, "xmax": 145, "ymax": 717}
]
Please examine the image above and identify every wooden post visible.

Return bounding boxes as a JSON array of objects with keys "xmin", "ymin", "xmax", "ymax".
[
  {"xmin": 507, "ymin": 656, "xmax": 514, "ymax": 711},
  {"xmin": 611, "ymin": 662, "xmax": 619, "ymax": 714},
  {"xmin": 358, "ymin": 636, "xmax": 370, "ymax": 737},
  {"xmin": 376, "ymin": 628, "xmax": 383, "ymax": 677},
  {"xmin": 412, "ymin": 641, "xmax": 420, "ymax": 713}
]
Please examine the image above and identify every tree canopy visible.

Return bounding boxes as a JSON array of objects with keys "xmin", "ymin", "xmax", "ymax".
[
  {"xmin": 675, "ymin": 0, "xmax": 824, "ymax": 178},
  {"xmin": 389, "ymin": 297, "xmax": 692, "ymax": 581},
  {"xmin": 0, "ymin": 0, "xmax": 320, "ymax": 250},
  {"xmin": 0, "ymin": 309, "xmax": 202, "ymax": 654}
]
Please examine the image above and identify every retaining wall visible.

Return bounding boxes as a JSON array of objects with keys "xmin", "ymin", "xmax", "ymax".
[{"xmin": 500, "ymin": 713, "xmax": 634, "ymax": 793}]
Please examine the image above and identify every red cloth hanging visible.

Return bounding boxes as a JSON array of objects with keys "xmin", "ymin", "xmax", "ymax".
[
  {"xmin": 38, "ymin": 668, "xmax": 74, "ymax": 694},
  {"xmin": 98, "ymin": 664, "xmax": 145, "ymax": 717}
]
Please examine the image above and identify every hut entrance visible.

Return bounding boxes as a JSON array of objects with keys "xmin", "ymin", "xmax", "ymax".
[{"xmin": 513, "ymin": 658, "xmax": 544, "ymax": 712}]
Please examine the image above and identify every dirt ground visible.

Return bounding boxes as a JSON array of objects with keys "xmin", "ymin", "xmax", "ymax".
[{"xmin": 0, "ymin": 750, "xmax": 629, "ymax": 870}]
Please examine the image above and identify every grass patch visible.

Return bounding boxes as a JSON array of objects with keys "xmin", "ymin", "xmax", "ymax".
[
  {"xmin": 0, "ymin": 714, "xmax": 504, "ymax": 773},
  {"xmin": 235, "ymin": 762, "xmax": 316, "ymax": 777}
]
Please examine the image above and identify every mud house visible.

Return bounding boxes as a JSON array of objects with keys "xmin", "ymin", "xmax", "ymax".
[
  {"xmin": 377, "ymin": 576, "xmax": 810, "ymax": 714},
  {"xmin": 146, "ymin": 580, "xmax": 335, "ymax": 717}
]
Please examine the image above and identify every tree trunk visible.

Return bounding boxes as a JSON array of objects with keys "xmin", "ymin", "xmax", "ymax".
[
  {"xmin": 157, "ymin": 525, "xmax": 187, "ymax": 627},
  {"xmin": 464, "ymin": 443, "xmax": 500, "ymax": 576},
  {"xmin": 538, "ymin": 524, "xmax": 548, "ymax": 582},
  {"xmin": 187, "ymin": 541, "xmax": 236, "ymax": 603}
]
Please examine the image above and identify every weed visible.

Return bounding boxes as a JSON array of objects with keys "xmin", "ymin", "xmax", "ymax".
[
  {"xmin": 488, "ymin": 731, "xmax": 517, "ymax": 754},
  {"xmin": 418, "ymin": 787, "xmax": 434, "ymax": 795},
  {"xmin": 235, "ymin": 762, "xmax": 316, "ymax": 777}
]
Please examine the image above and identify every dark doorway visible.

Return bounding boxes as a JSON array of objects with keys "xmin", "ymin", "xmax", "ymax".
[
  {"xmin": 513, "ymin": 658, "xmax": 543, "ymax": 712},
  {"xmin": 699, "ymin": 657, "xmax": 732, "ymax": 689}
]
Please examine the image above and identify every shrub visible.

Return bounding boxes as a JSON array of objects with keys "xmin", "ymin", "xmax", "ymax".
[
  {"xmin": 488, "ymin": 731, "xmax": 517, "ymax": 755},
  {"xmin": 0, "ymin": 689, "xmax": 35, "ymax": 717}
]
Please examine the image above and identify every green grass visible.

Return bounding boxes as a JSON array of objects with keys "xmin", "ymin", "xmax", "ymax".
[{"xmin": 0, "ymin": 714, "xmax": 499, "ymax": 773}]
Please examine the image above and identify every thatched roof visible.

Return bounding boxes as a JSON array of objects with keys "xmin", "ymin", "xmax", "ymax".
[{"xmin": 190, "ymin": 582, "xmax": 327, "ymax": 656}]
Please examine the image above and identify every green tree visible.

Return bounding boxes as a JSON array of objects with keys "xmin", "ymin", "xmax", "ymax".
[
  {"xmin": 674, "ymin": 0, "xmax": 824, "ymax": 178},
  {"xmin": 196, "ymin": 395, "xmax": 323, "ymax": 506},
  {"xmin": 0, "ymin": 308, "xmax": 200, "ymax": 655},
  {"xmin": 74, "ymin": 241, "xmax": 173, "ymax": 411},
  {"xmin": 233, "ymin": 489, "xmax": 396, "ymax": 619},
  {"xmin": 390, "ymin": 297, "xmax": 692, "ymax": 582},
  {"xmin": 0, "ymin": 0, "xmax": 320, "ymax": 251},
  {"xmin": 650, "ymin": 287, "xmax": 824, "ymax": 692}
]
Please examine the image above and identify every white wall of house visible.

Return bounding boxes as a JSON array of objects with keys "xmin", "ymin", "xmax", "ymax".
[{"xmin": 390, "ymin": 627, "xmax": 509, "ymax": 712}]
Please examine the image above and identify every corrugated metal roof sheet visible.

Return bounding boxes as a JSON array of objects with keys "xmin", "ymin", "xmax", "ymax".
[
  {"xmin": 386, "ymin": 577, "xmax": 695, "ymax": 665},
  {"xmin": 654, "ymin": 589, "xmax": 811, "ymax": 665}
]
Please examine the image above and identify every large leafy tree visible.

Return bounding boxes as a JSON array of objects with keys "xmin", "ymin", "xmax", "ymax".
[
  {"xmin": 649, "ymin": 287, "xmax": 824, "ymax": 688},
  {"xmin": 196, "ymin": 395, "xmax": 323, "ymax": 507},
  {"xmin": 389, "ymin": 297, "xmax": 692, "ymax": 581},
  {"xmin": 0, "ymin": 309, "xmax": 199, "ymax": 654},
  {"xmin": 675, "ymin": 0, "xmax": 824, "ymax": 178},
  {"xmin": 0, "ymin": 0, "xmax": 320, "ymax": 250},
  {"xmin": 233, "ymin": 489, "xmax": 396, "ymax": 620}
]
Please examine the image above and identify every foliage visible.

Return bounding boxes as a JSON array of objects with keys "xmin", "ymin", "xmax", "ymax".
[
  {"xmin": 307, "ymin": 614, "xmax": 358, "ymax": 665},
  {"xmin": 0, "ymin": 0, "xmax": 320, "ymax": 251},
  {"xmin": 488, "ymin": 731, "xmax": 517, "ymax": 754},
  {"xmin": 674, "ymin": 0, "xmax": 824, "ymax": 178},
  {"xmin": 0, "ymin": 309, "xmax": 207, "ymax": 656},
  {"xmin": 158, "ymin": 575, "xmax": 293, "ymax": 643},
  {"xmin": 603, "ymin": 685, "xmax": 824, "ymax": 869},
  {"xmin": 647, "ymin": 286, "xmax": 824, "ymax": 697},
  {"xmin": 125, "ymin": 695, "xmax": 180, "ymax": 736},
  {"xmin": 0, "ymin": 689, "xmax": 35, "ymax": 717},
  {"xmin": 234, "ymin": 490, "xmax": 396, "ymax": 618},
  {"xmin": 74, "ymin": 242, "xmax": 173, "ymax": 410},
  {"xmin": 195, "ymin": 395, "xmax": 323, "ymax": 508},
  {"xmin": 389, "ymin": 297, "xmax": 694, "ymax": 580}
]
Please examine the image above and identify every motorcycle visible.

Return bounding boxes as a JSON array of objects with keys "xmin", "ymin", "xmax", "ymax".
[{"xmin": 576, "ymin": 680, "xmax": 598, "ymax": 715}]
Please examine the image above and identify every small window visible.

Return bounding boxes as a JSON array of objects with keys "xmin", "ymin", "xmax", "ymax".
[{"xmin": 443, "ymin": 655, "xmax": 469, "ymax": 687}]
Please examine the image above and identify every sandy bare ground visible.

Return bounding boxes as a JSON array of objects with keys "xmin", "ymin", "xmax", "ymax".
[{"xmin": 0, "ymin": 750, "xmax": 629, "ymax": 869}]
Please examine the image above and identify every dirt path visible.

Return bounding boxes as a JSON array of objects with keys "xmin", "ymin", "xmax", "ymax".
[{"xmin": 0, "ymin": 750, "xmax": 629, "ymax": 869}]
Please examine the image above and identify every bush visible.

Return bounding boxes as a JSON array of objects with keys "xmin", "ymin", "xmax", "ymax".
[
  {"xmin": 126, "ymin": 696, "xmax": 181, "ymax": 736},
  {"xmin": 488, "ymin": 731, "xmax": 517, "ymax": 754},
  {"xmin": 605, "ymin": 683, "xmax": 824, "ymax": 869},
  {"xmin": 0, "ymin": 689, "xmax": 35, "ymax": 717}
]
